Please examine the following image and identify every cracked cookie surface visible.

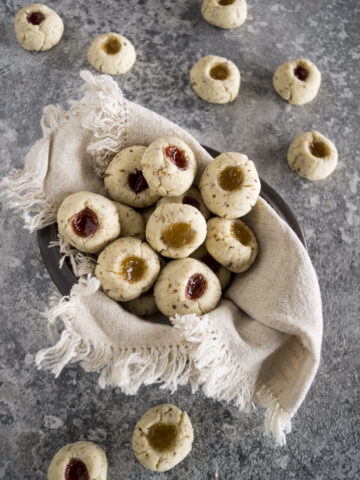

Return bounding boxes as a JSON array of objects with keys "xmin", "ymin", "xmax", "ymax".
[
  {"xmin": 87, "ymin": 32, "xmax": 136, "ymax": 75},
  {"xmin": 15, "ymin": 3, "xmax": 64, "ymax": 51},
  {"xmin": 190, "ymin": 55, "xmax": 240, "ymax": 104},
  {"xmin": 113, "ymin": 202, "xmax": 145, "ymax": 239},
  {"xmin": 154, "ymin": 258, "xmax": 221, "ymax": 316},
  {"xmin": 132, "ymin": 403, "xmax": 193, "ymax": 472}
]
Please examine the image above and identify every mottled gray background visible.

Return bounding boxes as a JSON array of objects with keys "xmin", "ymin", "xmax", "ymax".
[{"xmin": 0, "ymin": 0, "xmax": 359, "ymax": 478}]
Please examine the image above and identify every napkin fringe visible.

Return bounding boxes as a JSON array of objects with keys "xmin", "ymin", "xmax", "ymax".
[{"xmin": 50, "ymin": 233, "xmax": 96, "ymax": 278}]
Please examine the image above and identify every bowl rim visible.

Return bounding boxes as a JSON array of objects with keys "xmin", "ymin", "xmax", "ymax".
[{"xmin": 37, "ymin": 145, "xmax": 306, "ymax": 296}]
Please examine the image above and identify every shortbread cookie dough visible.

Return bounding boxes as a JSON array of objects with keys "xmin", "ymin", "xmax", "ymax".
[
  {"xmin": 105, "ymin": 146, "xmax": 160, "ymax": 208},
  {"xmin": 154, "ymin": 258, "xmax": 221, "ymax": 316},
  {"xmin": 95, "ymin": 237, "xmax": 160, "ymax": 302},
  {"xmin": 201, "ymin": 0, "xmax": 247, "ymax": 29},
  {"xmin": 133, "ymin": 404, "xmax": 193, "ymax": 472},
  {"xmin": 114, "ymin": 202, "xmax": 145, "ymax": 239},
  {"xmin": 190, "ymin": 55, "xmax": 240, "ymax": 104},
  {"xmin": 287, "ymin": 131, "xmax": 338, "ymax": 181},
  {"xmin": 123, "ymin": 286, "xmax": 158, "ymax": 317},
  {"xmin": 15, "ymin": 3, "xmax": 64, "ymax": 51},
  {"xmin": 47, "ymin": 441, "xmax": 107, "ymax": 480},
  {"xmin": 199, "ymin": 152, "xmax": 260, "ymax": 218},
  {"xmin": 191, "ymin": 244, "xmax": 232, "ymax": 290},
  {"xmin": 57, "ymin": 191, "xmax": 120, "ymax": 254},
  {"xmin": 157, "ymin": 186, "xmax": 210, "ymax": 220},
  {"xmin": 87, "ymin": 32, "xmax": 136, "ymax": 75},
  {"xmin": 206, "ymin": 217, "xmax": 258, "ymax": 273},
  {"xmin": 146, "ymin": 204, "xmax": 207, "ymax": 259},
  {"xmin": 141, "ymin": 137, "xmax": 197, "ymax": 196},
  {"xmin": 273, "ymin": 58, "xmax": 321, "ymax": 105}
]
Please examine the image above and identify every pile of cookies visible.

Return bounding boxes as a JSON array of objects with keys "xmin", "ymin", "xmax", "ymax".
[{"xmin": 57, "ymin": 137, "xmax": 260, "ymax": 318}]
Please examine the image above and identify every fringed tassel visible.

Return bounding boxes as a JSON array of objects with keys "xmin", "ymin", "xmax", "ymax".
[{"xmin": 50, "ymin": 233, "xmax": 96, "ymax": 278}]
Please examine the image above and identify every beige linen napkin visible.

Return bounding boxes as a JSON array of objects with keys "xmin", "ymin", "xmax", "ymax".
[{"xmin": 1, "ymin": 71, "xmax": 322, "ymax": 445}]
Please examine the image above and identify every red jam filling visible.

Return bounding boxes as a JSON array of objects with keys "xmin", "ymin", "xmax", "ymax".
[
  {"xmin": 294, "ymin": 65, "xmax": 309, "ymax": 81},
  {"xmin": 128, "ymin": 169, "xmax": 149, "ymax": 194},
  {"xmin": 26, "ymin": 11, "xmax": 45, "ymax": 25},
  {"xmin": 201, "ymin": 253, "xmax": 221, "ymax": 274},
  {"xmin": 165, "ymin": 145, "xmax": 188, "ymax": 170},
  {"xmin": 71, "ymin": 208, "xmax": 99, "ymax": 238},
  {"xmin": 182, "ymin": 195, "xmax": 200, "ymax": 211},
  {"xmin": 185, "ymin": 273, "xmax": 207, "ymax": 300},
  {"xmin": 65, "ymin": 459, "xmax": 89, "ymax": 480}
]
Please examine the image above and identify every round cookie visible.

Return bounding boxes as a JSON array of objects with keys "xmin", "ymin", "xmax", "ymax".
[
  {"xmin": 206, "ymin": 217, "xmax": 258, "ymax": 273},
  {"xmin": 113, "ymin": 202, "xmax": 145, "ymax": 239},
  {"xmin": 15, "ymin": 3, "xmax": 64, "ymax": 51},
  {"xmin": 273, "ymin": 58, "xmax": 321, "ymax": 106},
  {"xmin": 199, "ymin": 152, "xmax": 260, "ymax": 218},
  {"xmin": 57, "ymin": 191, "xmax": 120, "ymax": 254},
  {"xmin": 201, "ymin": 0, "xmax": 247, "ymax": 29},
  {"xmin": 95, "ymin": 237, "xmax": 160, "ymax": 302},
  {"xmin": 47, "ymin": 441, "xmax": 107, "ymax": 480},
  {"xmin": 123, "ymin": 286, "xmax": 158, "ymax": 317},
  {"xmin": 105, "ymin": 146, "xmax": 160, "ymax": 208},
  {"xmin": 146, "ymin": 204, "xmax": 207, "ymax": 259},
  {"xmin": 191, "ymin": 244, "xmax": 232, "ymax": 290},
  {"xmin": 87, "ymin": 32, "xmax": 136, "ymax": 75},
  {"xmin": 190, "ymin": 55, "xmax": 241, "ymax": 104},
  {"xmin": 140, "ymin": 206, "xmax": 156, "ymax": 227},
  {"xmin": 154, "ymin": 258, "xmax": 221, "ymax": 316},
  {"xmin": 141, "ymin": 137, "xmax": 197, "ymax": 196},
  {"xmin": 132, "ymin": 404, "xmax": 193, "ymax": 472},
  {"xmin": 157, "ymin": 186, "xmax": 210, "ymax": 220},
  {"xmin": 287, "ymin": 131, "xmax": 338, "ymax": 181}
]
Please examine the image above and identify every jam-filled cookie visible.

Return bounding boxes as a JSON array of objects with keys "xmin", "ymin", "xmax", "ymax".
[
  {"xmin": 113, "ymin": 202, "xmax": 145, "ymax": 239},
  {"xmin": 132, "ymin": 404, "xmax": 193, "ymax": 472},
  {"xmin": 105, "ymin": 146, "xmax": 160, "ymax": 208},
  {"xmin": 57, "ymin": 191, "xmax": 120, "ymax": 254},
  {"xmin": 47, "ymin": 441, "xmax": 107, "ymax": 480},
  {"xmin": 201, "ymin": 0, "xmax": 247, "ymax": 29},
  {"xmin": 123, "ymin": 286, "xmax": 158, "ymax": 317},
  {"xmin": 146, "ymin": 204, "xmax": 207, "ymax": 259},
  {"xmin": 191, "ymin": 244, "xmax": 232, "ymax": 290},
  {"xmin": 154, "ymin": 258, "xmax": 221, "ymax": 316},
  {"xmin": 87, "ymin": 32, "xmax": 136, "ymax": 75},
  {"xmin": 141, "ymin": 137, "xmax": 197, "ymax": 196},
  {"xmin": 95, "ymin": 237, "xmax": 160, "ymax": 302},
  {"xmin": 15, "ymin": 3, "xmax": 64, "ymax": 51},
  {"xmin": 273, "ymin": 58, "xmax": 321, "ymax": 106},
  {"xmin": 206, "ymin": 217, "xmax": 258, "ymax": 273},
  {"xmin": 287, "ymin": 131, "xmax": 338, "ymax": 181},
  {"xmin": 190, "ymin": 55, "xmax": 241, "ymax": 104},
  {"xmin": 156, "ymin": 186, "xmax": 210, "ymax": 220},
  {"xmin": 199, "ymin": 152, "xmax": 260, "ymax": 218}
]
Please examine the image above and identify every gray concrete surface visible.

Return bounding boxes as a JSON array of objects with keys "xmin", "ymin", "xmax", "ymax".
[{"xmin": 0, "ymin": 0, "xmax": 359, "ymax": 478}]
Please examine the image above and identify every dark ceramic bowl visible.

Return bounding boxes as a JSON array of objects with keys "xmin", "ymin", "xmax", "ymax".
[{"xmin": 37, "ymin": 146, "xmax": 306, "ymax": 296}]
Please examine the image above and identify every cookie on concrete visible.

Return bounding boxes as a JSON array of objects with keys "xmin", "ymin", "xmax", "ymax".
[
  {"xmin": 47, "ymin": 441, "xmax": 107, "ymax": 480},
  {"xmin": 15, "ymin": 3, "xmax": 64, "ymax": 51},
  {"xmin": 105, "ymin": 146, "xmax": 160, "ymax": 208},
  {"xmin": 113, "ymin": 202, "xmax": 145, "ymax": 239},
  {"xmin": 199, "ymin": 152, "xmax": 260, "ymax": 218},
  {"xmin": 157, "ymin": 186, "xmax": 210, "ymax": 220},
  {"xmin": 201, "ymin": 0, "xmax": 247, "ymax": 29},
  {"xmin": 95, "ymin": 237, "xmax": 160, "ymax": 302},
  {"xmin": 273, "ymin": 58, "xmax": 321, "ymax": 105},
  {"xmin": 206, "ymin": 217, "xmax": 258, "ymax": 273},
  {"xmin": 141, "ymin": 137, "xmax": 197, "ymax": 196},
  {"xmin": 190, "ymin": 55, "xmax": 240, "ymax": 104},
  {"xmin": 87, "ymin": 32, "xmax": 136, "ymax": 75},
  {"xmin": 154, "ymin": 258, "xmax": 221, "ymax": 316},
  {"xmin": 146, "ymin": 204, "xmax": 207, "ymax": 259},
  {"xmin": 57, "ymin": 191, "xmax": 120, "ymax": 254},
  {"xmin": 287, "ymin": 131, "xmax": 338, "ymax": 181},
  {"xmin": 132, "ymin": 403, "xmax": 193, "ymax": 472},
  {"xmin": 191, "ymin": 244, "xmax": 232, "ymax": 290}
]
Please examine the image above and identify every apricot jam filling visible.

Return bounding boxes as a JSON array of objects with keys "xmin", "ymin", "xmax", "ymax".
[
  {"xmin": 102, "ymin": 36, "xmax": 121, "ymax": 55},
  {"xmin": 218, "ymin": 166, "xmax": 244, "ymax": 191},
  {"xmin": 309, "ymin": 140, "xmax": 328, "ymax": 158},
  {"xmin": 210, "ymin": 63, "xmax": 229, "ymax": 80},
  {"xmin": 147, "ymin": 423, "xmax": 178, "ymax": 452},
  {"xmin": 231, "ymin": 222, "xmax": 252, "ymax": 246},
  {"xmin": 71, "ymin": 208, "xmax": 99, "ymax": 238},
  {"xmin": 218, "ymin": 0, "xmax": 235, "ymax": 5},
  {"xmin": 162, "ymin": 222, "xmax": 195, "ymax": 249},
  {"xmin": 120, "ymin": 256, "xmax": 147, "ymax": 282}
]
